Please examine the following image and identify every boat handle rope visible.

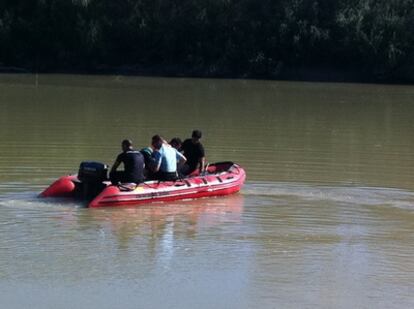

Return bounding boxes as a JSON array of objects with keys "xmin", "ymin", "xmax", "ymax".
[
  {"xmin": 142, "ymin": 179, "xmax": 191, "ymax": 189},
  {"xmin": 229, "ymin": 164, "xmax": 240, "ymax": 175},
  {"xmin": 118, "ymin": 183, "xmax": 138, "ymax": 191},
  {"xmin": 142, "ymin": 182, "xmax": 161, "ymax": 189}
]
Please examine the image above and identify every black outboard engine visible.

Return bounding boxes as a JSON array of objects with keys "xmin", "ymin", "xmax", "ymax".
[{"xmin": 78, "ymin": 161, "xmax": 108, "ymax": 199}]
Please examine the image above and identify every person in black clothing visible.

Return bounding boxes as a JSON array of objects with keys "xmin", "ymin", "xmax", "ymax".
[
  {"xmin": 110, "ymin": 139, "xmax": 145, "ymax": 185},
  {"xmin": 169, "ymin": 137, "xmax": 182, "ymax": 150},
  {"xmin": 180, "ymin": 130, "xmax": 205, "ymax": 176}
]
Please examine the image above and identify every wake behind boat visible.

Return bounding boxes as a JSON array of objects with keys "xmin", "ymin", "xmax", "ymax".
[{"xmin": 40, "ymin": 161, "xmax": 246, "ymax": 207}]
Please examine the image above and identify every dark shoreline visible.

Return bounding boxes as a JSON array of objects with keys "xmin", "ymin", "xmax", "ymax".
[
  {"xmin": 0, "ymin": 64, "xmax": 410, "ymax": 85},
  {"xmin": 3, "ymin": 1, "xmax": 414, "ymax": 86}
]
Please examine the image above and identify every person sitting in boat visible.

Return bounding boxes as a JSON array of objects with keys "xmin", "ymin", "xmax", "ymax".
[
  {"xmin": 169, "ymin": 137, "xmax": 182, "ymax": 150},
  {"xmin": 109, "ymin": 139, "xmax": 145, "ymax": 185},
  {"xmin": 180, "ymin": 129, "xmax": 205, "ymax": 176},
  {"xmin": 150, "ymin": 135, "xmax": 186, "ymax": 181},
  {"xmin": 140, "ymin": 146, "xmax": 154, "ymax": 179}
]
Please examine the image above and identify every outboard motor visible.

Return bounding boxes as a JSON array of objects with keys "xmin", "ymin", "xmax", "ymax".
[{"xmin": 78, "ymin": 161, "xmax": 108, "ymax": 199}]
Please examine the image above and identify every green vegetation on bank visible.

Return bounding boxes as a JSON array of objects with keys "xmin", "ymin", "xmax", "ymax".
[{"xmin": 1, "ymin": 0, "xmax": 413, "ymax": 82}]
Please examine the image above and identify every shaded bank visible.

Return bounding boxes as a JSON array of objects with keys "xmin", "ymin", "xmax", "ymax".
[
  {"xmin": 0, "ymin": 64, "xmax": 379, "ymax": 84},
  {"xmin": 1, "ymin": 0, "xmax": 414, "ymax": 83}
]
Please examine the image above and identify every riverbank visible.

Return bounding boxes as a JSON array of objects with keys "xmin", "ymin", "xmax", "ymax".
[
  {"xmin": 2, "ymin": 1, "xmax": 414, "ymax": 85},
  {"xmin": 0, "ymin": 64, "xmax": 406, "ymax": 84}
]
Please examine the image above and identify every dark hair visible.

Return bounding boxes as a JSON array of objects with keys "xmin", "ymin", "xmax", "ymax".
[
  {"xmin": 192, "ymin": 130, "xmax": 202, "ymax": 139},
  {"xmin": 169, "ymin": 137, "xmax": 182, "ymax": 147},
  {"xmin": 151, "ymin": 135, "xmax": 163, "ymax": 149},
  {"xmin": 152, "ymin": 135, "xmax": 162, "ymax": 143},
  {"xmin": 122, "ymin": 139, "xmax": 132, "ymax": 148}
]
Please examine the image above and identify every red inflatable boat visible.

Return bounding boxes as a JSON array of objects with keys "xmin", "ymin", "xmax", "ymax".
[{"xmin": 40, "ymin": 161, "xmax": 246, "ymax": 208}]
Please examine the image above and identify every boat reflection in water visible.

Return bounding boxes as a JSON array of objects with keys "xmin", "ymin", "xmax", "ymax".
[{"xmin": 76, "ymin": 193, "xmax": 245, "ymax": 252}]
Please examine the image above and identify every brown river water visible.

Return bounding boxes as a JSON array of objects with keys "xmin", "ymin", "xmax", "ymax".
[{"xmin": 0, "ymin": 74, "xmax": 414, "ymax": 308}]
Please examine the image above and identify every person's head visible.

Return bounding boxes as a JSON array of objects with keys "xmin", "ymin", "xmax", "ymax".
[
  {"xmin": 151, "ymin": 135, "xmax": 163, "ymax": 150},
  {"xmin": 169, "ymin": 137, "xmax": 182, "ymax": 150},
  {"xmin": 121, "ymin": 139, "xmax": 133, "ymax": 152},
  {"xmin": 191, "ymin": 130, "xmax": 202, "ymax": 143}
]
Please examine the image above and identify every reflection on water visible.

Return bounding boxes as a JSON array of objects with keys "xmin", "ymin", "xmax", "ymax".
[
  {"xmin": 0, "ymin": 192, "xmax": 245, "ymax": 280},
  {"xmin": 1, "ymin": 74, "xmax": 414, "ymax": 308},
  {"xmin": 1, "ymin": 183, "xmax": 414, "ymax": 308},
  {"xmin": 1, "ymin": 74, "xmax": 414, "ymax": 190},
  {"xmin": 79, "ymin": 194, "xmax": 244, "ymax": 252}
]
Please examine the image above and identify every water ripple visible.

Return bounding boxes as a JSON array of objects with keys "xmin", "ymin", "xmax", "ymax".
[{"xmin": 243, "ymin": 181, "xmax": 414, "ymax": 210}]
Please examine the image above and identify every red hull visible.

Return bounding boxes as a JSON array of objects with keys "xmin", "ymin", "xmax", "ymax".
[{"xmin": 40, "ymin": 162, "xmax": 246, "ymax": 208}]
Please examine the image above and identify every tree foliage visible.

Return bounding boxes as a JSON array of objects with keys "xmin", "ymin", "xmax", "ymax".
[{"xmin": 1, "ymin": 0, "xmax": 414, "ymax": 82}]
